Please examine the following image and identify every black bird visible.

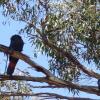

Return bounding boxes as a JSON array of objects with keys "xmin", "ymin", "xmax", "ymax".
[{"xmin": 7, "ymin": 35, "xmax": 24, "ymax": 76}]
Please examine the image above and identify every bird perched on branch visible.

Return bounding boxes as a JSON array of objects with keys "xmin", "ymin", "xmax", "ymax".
[{"xmin": 7, "ymin": 34, "xmax": 24, "ymax": 76}]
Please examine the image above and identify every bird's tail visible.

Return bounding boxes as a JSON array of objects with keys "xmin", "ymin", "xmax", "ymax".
[{"xmin": 7, "ymin": 60, "xmax": 18, "ymax": 76}]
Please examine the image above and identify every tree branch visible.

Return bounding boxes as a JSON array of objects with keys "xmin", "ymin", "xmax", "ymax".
[
  {"xmin": 0, "ymin": 75, "xmax": 99, "ymax": 96},
  {"xmin": 0, "ymin": 44, "xmax": 53, "ymax": 77}
]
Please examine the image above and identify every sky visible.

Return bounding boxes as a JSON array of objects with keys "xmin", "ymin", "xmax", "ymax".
[{"xmin": 0, "ymin": 6, "xmax": 100, "ymax": 100}]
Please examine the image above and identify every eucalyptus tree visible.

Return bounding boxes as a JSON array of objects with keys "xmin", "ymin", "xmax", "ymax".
[{"xmin": 0, "ymin": 0, "xmax": 100, "ymax": 100}]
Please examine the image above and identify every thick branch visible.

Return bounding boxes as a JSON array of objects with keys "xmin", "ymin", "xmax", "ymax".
[
  {"xmin": 0, "ymin": 92, "xmax": 97, "ymax": 100},
  {"xmin": 0, "ymin": 44, "xmax": 53, "ymax": 77},
  {"xmin": 0, "ymin": 75, "xmax": 100, "ymax": 96}
]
